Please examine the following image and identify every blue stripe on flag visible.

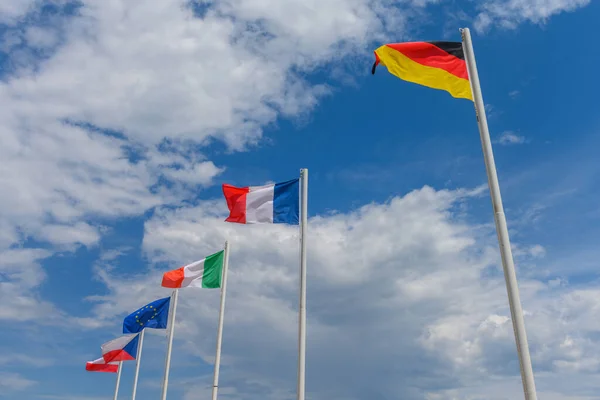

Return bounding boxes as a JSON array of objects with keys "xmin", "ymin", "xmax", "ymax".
[
  {"xmin": 273, "ymin": 178, "xmax": 300, "ymax": 225},
  {"xmin": 123, "ymin": 334, "xmax": 140, "ymax": 359}
]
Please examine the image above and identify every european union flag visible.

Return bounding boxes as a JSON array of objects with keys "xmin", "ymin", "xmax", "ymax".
[{"xmin": 123, "ymin": 296, "xmax": 170, "ymax": 334}]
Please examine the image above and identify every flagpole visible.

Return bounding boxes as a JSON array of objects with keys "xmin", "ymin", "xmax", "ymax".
[
  {"xmin": 131, "ymin": 330, "xmax": 145, "ymax": 400},
  {"xmin": 160, "ymin": 289, "xmax": 179, "ymax": 400},
  {"xmin": 460, "ymin": 27, "xmax": 538, "ymax": 400},
  {"xmin": 113, "ymin": 362, "xmax": 123, "ymax": 400},
  {"xmin": 297, "ymin": 168, "xmax": 308, "ymax": 400},
  {"xmin": 211, "ymin": 241, "xmax": 231, "ymax": 400}
]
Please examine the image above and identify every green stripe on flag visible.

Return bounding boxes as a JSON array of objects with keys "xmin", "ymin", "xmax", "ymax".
[{"xmin": 201, "ymin": 250, "xmax": 225, "ymax": 288}]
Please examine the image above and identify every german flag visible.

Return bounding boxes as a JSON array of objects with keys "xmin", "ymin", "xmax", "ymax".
[{"xmin": 372, "ymin": 41, "xmax": 473, "ymax": 101}]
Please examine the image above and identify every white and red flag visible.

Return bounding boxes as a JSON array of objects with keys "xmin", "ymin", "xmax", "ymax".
[
  {"xmin": 101, "ymin": 333, "xmax": 139, "ymax": 363},
  {"xmin": 85, "ymin": 357, "xmax": 118, "ymax": 373}
]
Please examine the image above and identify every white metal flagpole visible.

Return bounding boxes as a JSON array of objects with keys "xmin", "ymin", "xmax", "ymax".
[
  {"xmin": 160, "ymin": 289, "xmax": 179, "ymax": 400},
  {"xmin": 211, "ymin": 241, "xmax": 231, "ymax": 400},
  {"xmin": 131, "ymin": 329, "xmax": 145, "ymax": 400},
  {"xmin": 460, "ymin": 27, "xmax": 538, "ymax": 400},
  {"xmin": 297, "ymin": 168, "xmax": 308, "ymax": 400},
  {"xmin": 113, "ymin": 361, "xmax": 123, "ymax": 400}
]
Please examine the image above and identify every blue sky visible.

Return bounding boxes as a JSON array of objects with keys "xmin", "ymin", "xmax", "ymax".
[{"xmin": 1, "ymin": 1, "xmax": 600, "ymax": 400}]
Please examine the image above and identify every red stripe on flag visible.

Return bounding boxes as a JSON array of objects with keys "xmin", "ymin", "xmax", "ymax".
[
  {"xmin": 222, "ymin": 184, "xmax": 249, "ymax": 224},
  {"xmin": 103, "ymin": 349, "xmax": 135, "ymax": 363},
  {"xmin": 162, "ymin": 267, "xmax": 185, "ymax": 288},
  {"xmin": 86, "ymin": 362, "xmax": 118, "ymax": 373},
  {"xmin": 385, "ymin": 42, "xmax": 469, "ymax": 80}
]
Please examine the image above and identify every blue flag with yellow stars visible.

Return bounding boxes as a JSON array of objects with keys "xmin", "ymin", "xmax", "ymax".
[{"xmin": 123, "ymin": 296, "xmax": 170, "ymax": 334}]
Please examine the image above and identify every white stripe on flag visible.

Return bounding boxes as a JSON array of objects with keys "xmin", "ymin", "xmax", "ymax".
[
  {"xmin": 181, "ymin": 259, "xmax": 205, "ymax": 288},
  {"xmin": 101, "ymin": 334, "xmax": 137, "ymax": 354},
  {"xmin": 246, "ymin": 184, "xmax": 274, "ymax": 224}
]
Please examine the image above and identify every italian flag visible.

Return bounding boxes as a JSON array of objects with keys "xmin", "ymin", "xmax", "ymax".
[{"xmin": 161, "ymin": 250, "xmax": 224, "ymax": 289}]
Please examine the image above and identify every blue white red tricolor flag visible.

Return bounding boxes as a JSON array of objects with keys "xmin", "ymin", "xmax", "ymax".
[
  {"xmin": 222, "ymin": 178, "xmax": 299, "ymax": 225},
  {"xmin": 101, "ymin": 333, "xmax": 139, "ymax": 363}
]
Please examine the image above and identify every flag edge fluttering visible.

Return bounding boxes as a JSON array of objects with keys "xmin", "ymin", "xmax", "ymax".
[{"xmin": 371, "ymin": 41, "xmax": 473, "ymax": 101}]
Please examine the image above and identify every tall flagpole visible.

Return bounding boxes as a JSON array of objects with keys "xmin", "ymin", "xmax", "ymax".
[
  {"xmin": 211, "ymin": 241, "xmax": 231, "ymax": 400},
  {"xmin": 461, "ymin": 27, "xmax": 538, "ymax": 400},
  {"xmin": 160, "ymin": 289, "xmax": 179, "ymax": 400},
  {"xmin": 131, "ymin": 329, "xmax": 145, "ymax": 400},
  {"xmin": 297, "ymin": 168, "xmax": 308, "ymax": 400},
  {"xmin": 113, "ymin": 362, "xmax": 123, "ymax": 400}
]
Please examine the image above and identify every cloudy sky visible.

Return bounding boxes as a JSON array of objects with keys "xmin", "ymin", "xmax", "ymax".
[{"xmin": 1, "ymin": 0, "xmax": 599, "ymax": 399}]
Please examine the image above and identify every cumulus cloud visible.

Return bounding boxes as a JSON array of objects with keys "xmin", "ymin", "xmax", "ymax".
[
  {"xmin": 65, "ymin": 186, "xmax": 600, "ymax": 400},
  {"xmin": 475, "ymin": 0, "xmax": 591, "ymax": 32},
  {"xmin": 80, "ymin": 187, "xmax": 495, "ymax": 399},
  {"xmin": 0, "ymin": 1, "xmax": 596, "ymax": 399},
  {"xmin": 0, "ymin": 248, "xmax": 64, "ymax": 322},
  {"xmin": 0, "ymin": 0, "xmax": 410, "ymax": 256},
  {"xmin": 0, "ymin": 0, "xmax": 404, "ymax": 328},
  {"xmin": 0, "ymin": 0, "xmax": 37, "ymax": 23}
]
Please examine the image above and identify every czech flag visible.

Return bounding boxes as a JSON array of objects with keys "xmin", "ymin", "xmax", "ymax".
[
  {"xmin": 222, "ymin": 178, "xmax": 299, "ymax": 225},
  {"xmin": 85, "ymin": 357, "xmax": 119, "ymax": 373},
  {"xmin": 101, "ymin": 333, "xmax": 139, "ymax": 363},
  {"xmin": 372, "ymin": 41, "xmax": 472, "ymax": 100}
]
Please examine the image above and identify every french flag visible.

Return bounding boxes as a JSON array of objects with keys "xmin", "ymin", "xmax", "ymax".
[
  {"xmin": 222, "ymin": 178, "xmax": 299, "ymax": 225},
  {"xmin": 101, "ymin": 333, "xmax": 139, "ymax": 363}
]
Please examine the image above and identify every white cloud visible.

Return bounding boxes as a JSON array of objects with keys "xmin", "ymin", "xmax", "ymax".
[
  {"xmin": 0, "ymin": 0, "xmax": 405, "ymax": 258},
  {"xmin": 475, "ymin": 0, "xmax": 591, "ymax": 32},
  {"xmin": 68, "ymin": 186, "xmax": 600, "ymax": 400},
  {"xmin": 0, "ymin": 0, "xmax": 414, "ymax": 342},
  {"xmin": 497, "ymin": 131, "xmax": 527, "ymax": 145},
  {"xmin": 0, "ymin": 372, "xmax": 37, "ymax": 391},
  {"xmin": 24, "ymin": 26, "xmax": 59, "ymax": 49},
  {"xmin": 0, "ymin": 0, "xmax": 36, "ymax": 23},
  {"xmin": 35, "ymin": 221, "xmax": 101, "ymax": 248},
  {"xmin": 0, "ymin": 119, "xmax": 165, "ymax": 248},
  {"xmin": 426, "ymin": 375, "xmax": 600, "ymax": 400},
  {"xmin": 0, "ymin": 8, "xmax": 421, "ymax": 382},
  {"xmin": 0, "ymin": 354, "xmax": 53, "ymax": 367},
  {"xmin": 529, "ymin": 244, "xmax": 547, "ymax": 258},
  {"xmin": 0, "ymin": 1, "xmax": 597, "ymax": 399},
  {"xmin": 0, "ymin": 248, "xmax": 64, "ymax": 322},
  {"xmin": 153, "ymin": 159, "xmax": 224, "ymax": 187},
  {"xmin": 3, "ymin": 0, "xmax": 383, "ymax": 150},
  {"xmin": 79, "ymin": 187, "xmax": 496, "ymax": 399},
  {"xmin": 0, "ymin": 0, "xmax": 587, "ymax": 317},
  {"xmin": 511, "ymin": 243, "xmax": 547, "ymax": 260}
]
